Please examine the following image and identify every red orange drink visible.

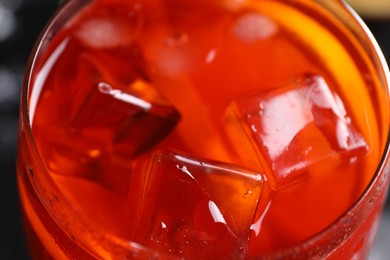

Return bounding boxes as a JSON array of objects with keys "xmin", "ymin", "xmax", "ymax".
[{"xmin": 17, "ymin": 0, "xmax": 390, "ymax": 259}]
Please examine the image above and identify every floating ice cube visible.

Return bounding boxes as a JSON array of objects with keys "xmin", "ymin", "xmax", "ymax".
[
  {"xmin": 70, "ymin": 72, "xmax": 180, "ymax": 158},
  {"xmin": 131, "ymin": 150, "xmax": 263, "ymax": 258},
  {"xmin": 68, "ymin": 50, "xmax": 180, "ymax": 153},
  {"xmin": 76, "ymin": 18, "xmax": 127, "ymax": 48},
  {"xmin": 37, "ymin": 50, "xmax": 180, "ymax": 194},
  {"xmin": 74, "ymin": 3, "xmax": 142, "ymax": 49},
  {"xmin": 71, "ymin": 81, "xmax": 151, "ymax": 129},
  {"xmin": 224, "ymin": 74, "xmax": 369, "ymax": 189},
  {"xmin": 233, "ymin": 13, "xmax": 277, "ymax": 44}
]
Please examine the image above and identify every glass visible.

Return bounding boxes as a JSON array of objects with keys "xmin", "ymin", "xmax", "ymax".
[{"xmin": 17, "ymin": 0, "xmax": 390, "ymax": 259}]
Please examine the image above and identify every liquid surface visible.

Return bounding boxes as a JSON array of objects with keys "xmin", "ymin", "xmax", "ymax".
[{"xmin": 28, "ymin": 0, "xmax": 386, "ymax": 257}]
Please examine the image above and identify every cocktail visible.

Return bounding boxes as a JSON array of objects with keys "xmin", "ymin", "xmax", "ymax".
[{"xmin": 17, "ymin": 0, "xmax": 390, "ymax": 259}]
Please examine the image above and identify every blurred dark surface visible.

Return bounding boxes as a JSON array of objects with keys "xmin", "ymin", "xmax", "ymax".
[
  {"xmin": 0, "ymin": 1, "xmax": 389, "ymax": 259},
  {"xmin": 0, "ymin": 1, "xmax": 60, "ymax": 259}
]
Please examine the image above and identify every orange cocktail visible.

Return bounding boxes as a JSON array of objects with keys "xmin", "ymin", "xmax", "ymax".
[{"xmin": 17, "ymin": 0, "xmax": 390, "ymax": 259}]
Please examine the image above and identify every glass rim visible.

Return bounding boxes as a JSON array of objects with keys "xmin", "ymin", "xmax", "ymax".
[{"xmin": 19, "ymin": 0, "xmax": 390, "ymax": 258}]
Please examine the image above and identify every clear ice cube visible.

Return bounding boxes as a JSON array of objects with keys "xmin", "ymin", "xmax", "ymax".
[
  {"xmin": 224, "ymin": 74, "xmax": 369, "ymax": 188},
  {"xmin": 39, "ymin": 127, "xmax": 132, "ymax": 195},
  {"xmin": 131, "ymin": 150, "xmax": 263, "ymax": 258},
  {"xmin": 233, "ymin": 13, "xmax": 277, "ymax": 44},
  {"xmin": 43, "ymin": 78, "xmax": 179, "ymax": 193},
  {"xmin": 74, "ymin": 1, "xmax": 143, "ymax": 49},
  {"xmin": 40, "ymin": 49, "xmax": 179, "ymax": 194},
  {"xmin": 68, "ymin": 50, "xmax": 180, "ymax": 159}
]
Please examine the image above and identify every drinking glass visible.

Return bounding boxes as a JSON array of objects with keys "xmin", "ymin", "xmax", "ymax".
[{"xmin": 17, "ymin": 0, "xmax": 390, "ymax": 259}]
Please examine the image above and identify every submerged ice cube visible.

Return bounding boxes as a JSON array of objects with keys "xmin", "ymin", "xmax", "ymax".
[
  {"xmin": 36, "ymin": 43, "xmax": 180, "ymax": 195},
  {"xmin": 131, "ymin": 150, "xmax": 263, "ymax": 258},
  {"xmin": 71, "ymin": 80, "xmax": 180, "ymax": 158},
  {"xmin": 43, "ymin": 78, "xmax": 179, "ymax": 193},
  {"xmin": 71, "ymin": 82, "xmax": 150, "ymax": 129},
  {"xmin": 37, "ymin": 126, "xmax": 133, "ymax": 195},
  {"xmin": 225, "ymin": 74, "xmax": 369, "ymax": 188}
]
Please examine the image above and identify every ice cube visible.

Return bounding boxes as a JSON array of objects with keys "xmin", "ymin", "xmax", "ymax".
[
  {"xmin": 70, "ymin": 68, "xmax": 180, "ymax": 158},
  {"xmin": 37, "ymin": 128, "xmax": 103, "ymax": 179},
  {"xmin": 71, "ymin": 81, "xmax": 151, "ymax": 129},
  {"xmin": 224, "ymin": 74, "xmax": 369, "ymax": 189},
  {"xmin": 36, "ymin": 126, "xmax": 133, "ymax": 195},
  {"xmin": 233, "ymin": 13, "xmax": 277, "ymax": 44},
  {"xmin": 74, "ymin": 1, "xmax": 143, "ymax": 49},
  {"xmin": 65, "ymin": 48, "xmax": 181, "ymax": 160},
  {"xmin": 130, "ymin": 150, "xmax": 263, "ymax": 259},
  {"xmin": 35, "ymin": 39, "xmax": 180, "ymax": 195}
]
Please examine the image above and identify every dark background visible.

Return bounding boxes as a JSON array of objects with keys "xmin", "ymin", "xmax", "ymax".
[{"xmin": 0, "ymin": 0, "xmax": 389, "ymax": 259}]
